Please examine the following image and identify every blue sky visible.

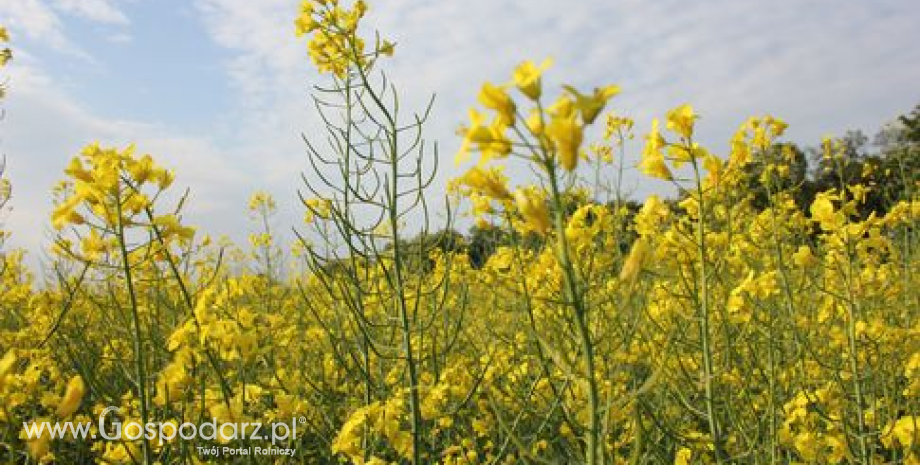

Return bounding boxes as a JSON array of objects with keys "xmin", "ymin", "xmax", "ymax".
[
  {"xmin": 64, "ymin": 1, "xmax": 232, "ymax": 128},
  {"xmin": 2, "ymin": 0, "xmax": 919, "ymax": 269}
]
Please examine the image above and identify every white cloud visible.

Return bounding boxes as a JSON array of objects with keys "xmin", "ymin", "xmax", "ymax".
[
  {"xmin": 0, "ymin": 0, "xmax": 75, "ymax": 56},
  {"xmin": 194, "ymin": 0, "xmax": 305, "ymax": 109},
  {"xmin": 53, "ymin": 0, "xmax": 130, "ymax": 25},
  {"xmin": 0, "ymin": 0, "xmax": 132, "ymax": 59}
]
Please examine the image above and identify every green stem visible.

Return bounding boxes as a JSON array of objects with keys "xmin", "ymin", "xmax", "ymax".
[
  {"xmin": 115, "ymin": 191, "xmax": 152, "ymax": 464},
  {"xmin": 546, "ymin": 160, "xmax": 601, "ymax": 465},
  {"xmin": 689, "ymin": 153, "xmax": 723, "ymax": 463},
  {"xmin": 844, "ymin": 242, "xmax": 871, "ymax": 464}
]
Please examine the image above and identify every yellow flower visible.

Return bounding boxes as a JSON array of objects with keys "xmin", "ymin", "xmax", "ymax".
[
  {"xmin": 378, "ymin": 40, "xmax": 395, "ymax": 56},
  {"xmin": 456, "ymin": 109, "xmax": 487, "ymax": 165},
  {"xmin": 729, "ymin": 126, "xmax": 752, "ymax": 166},
  {"xmin": 470, "ymin": 194, "xmax": 494, "ymax": 224},
  {"xmin": 749, "ymin": 115, "xmax": 788, "ymax": 149},
  {"xmin": 674, "ymin": 447, "xmax": 693, "ymax": 465},
  {"xmin": 80, "ymin": 230, "xmax": 107, "ymax": 260},
  {"xmin": 456, "ymin": 109, "xmax": 512, "ymax": 165},
  {"xmin": 460, "ymin": 166, "xmax": 511, "ymax": 200},
  {"xmin": 303, "ymin": 197, "xmax": 332, "ymax": 223},
  {"xmin": 480, "ymin": 118, "xmax": 513, "ymax": 164},
  {"xmin": 639, "ymin": 119, "xmax": 672, "ymax": 180},
  {"xmin": 639, "ymin": 152, "xmax": 671, "ymax": 180},
  {"xmin": 56, "ymin": 375, "xmax": 86, "ymax": 418},
  {"xmin": 295, "ymin": 1, "xmax": 317, "ymax": 36},
  {"xmin": 153, "ymin": 214, "xmax": 196, "ymax": 242},
  {"xmin": 792, "ymin": 245, "xmax": 816, "ymax": 267},
  {"xmin": 620, "ymin": 237, "xmax": 650, "ymax": 283},
  {"xmin": 155, "ymin": 169, "xmax": 175, "ymax": 190},
  {"xmin": 64, "ymin": 157, "xmax": 93, "ymax": 183},
  {"xmin": 478, "ymin": 82, "xmax": 516, "ymax": 125},
  {"xmin": 702, "ymin": 152, "xmax": 722, "ymax": 185},
  {"xmin": 825, "ymin": 434, "xmax": 847, "ymax": 463},
  {"xmin": 666, "ymin": 142, "xmax": 699, "ymax": 168},
  {"xmin": 26, "ymin": 427, "xmax": 51, "ymax": 460},
  {"xmin": 514, "ymin": 187, "xmax": 550, "ymax": 234},
  {"xmin": 547, "ymin": 94, "xmax": 575, "ymax": 119},
  {"xmin": 563, "ymin": 84, "xmax": 620, "ymax": 124},
  {"xmin": 605, "ymin": 113, "xmax": 634, "ymax": 139},
  {"xmin": 547, "ymin": 112, "xmax": 583, "ymax": 171},
  {"xmin": 295, "ymin": 0, "xmax": 382, "ymax": 76},
  {"xmin": 811, "ymin": 193, "xmax": 843, "ymax": 231},
  {"xmin": 128, "ymin": 154, "xmax": 155, "ymax": 185},
  {"xmin": 793, "ymin": 431, "xmax": 821, "ymax": 462},
  {"xmin": 635, "ymin": 194, "xmax": 670, "ymax": 235},
  {"xmin": 51, "ymin": 195, "xmax": 86, "ymax": 230},
  {"xmin": 525, "ymin": 109, "xmax": 544, "ymax": 135},
  {"xmin": 512, "ymin": 58, "xmax": 552, "ymax": 100},
  {"xmin": 0, "ymin": 350, "xmax": 15, "ymax": 389},
  {"xmin": 0, "ymin": 27, "xmax": 8, "ymax": 67},
  {"xmin": 768, "ymin": 115, "xmax": 788, "ymax": 137},
  {"xmin": 882, "ymin": 416, "xmax": 919, "ymax": 449},
  {"xmin": 666, "ymin": 104, "xmax": 698, "ymax": 139},
  {"xmin": 248, "ymin": 191, "xmax": 277, "ymax": 213}
]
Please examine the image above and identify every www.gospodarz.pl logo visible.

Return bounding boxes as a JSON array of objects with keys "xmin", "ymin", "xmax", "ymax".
[{"xmin": 23, "ymin": 406, "xmax": 303, "ymax": 446}]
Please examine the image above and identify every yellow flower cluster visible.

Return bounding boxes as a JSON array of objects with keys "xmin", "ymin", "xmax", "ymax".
[
  {"xmin": 295, "ymin": 0, "xmax": 393, "ymax": 77},
  {"xmin": 51, "ymin": 144, "xmax": 192, "ymax": 266},
  {"xmin": 456, "ymin": 59, "xmax": 619, "ymax": 172},
  {"xmin": 454, "ymin": 60, "xmax": 619, "ymax": 236}
]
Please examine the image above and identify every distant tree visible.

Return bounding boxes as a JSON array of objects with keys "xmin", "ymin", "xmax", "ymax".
[
  {"xmin": 803, "ymin": 106, "xmax": 918, "ymax": 219},
  {"xmin": 897, "ymin": 103, "xmax": 920, "ymax": 143},
  {"xmin": 466, "ymin": 224, "xmax": 544, "ymax": 269},
  {"xmin": 384, "ymin": 228, "xmax": 467, "ymax": 273},
  {"xmin": 741, "ymin": 142, "xmax": 811, "ymax": 212},
  {"xmin": 719, "ymin": 103, "xmax": 918, "ymax": 222},
  {"xmin": 466, "ymin": 225, "xmax": 505, "ymax": 269}
]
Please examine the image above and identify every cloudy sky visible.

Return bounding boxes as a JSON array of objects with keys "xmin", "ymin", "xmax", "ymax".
[{"xmin": 1, "ymin": 0, "xmax": 919, "ymax": 269}]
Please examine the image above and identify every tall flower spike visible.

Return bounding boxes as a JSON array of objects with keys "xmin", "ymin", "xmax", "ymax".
[{"xmin": 295, "ymin": 0, "xmax": 388, "ymax": 77}]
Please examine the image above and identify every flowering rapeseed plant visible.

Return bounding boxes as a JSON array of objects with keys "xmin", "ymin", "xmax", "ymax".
[{"xmin": 0, "ymin": 9, "xmax": 918, "ymax": 465}]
